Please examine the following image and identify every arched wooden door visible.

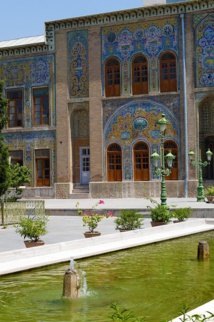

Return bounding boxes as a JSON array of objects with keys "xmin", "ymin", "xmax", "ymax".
[
  {"xmin": 199, "ymin": 96, "xmax": 214, "ymax": 180},
  {"xmin": 134, "ymin": 142, "xmax": 150, "ymax": 181},
  {"xmin": 164, "ymin": 140, "xmax": 178, "ymax": 180},
  {"xmin": 107, "ymin": 143, "xmax": 122, "ymax": 181},
  {"xmin": 204, "ymin": 137, "xmax": 214, "ymax": 179}
]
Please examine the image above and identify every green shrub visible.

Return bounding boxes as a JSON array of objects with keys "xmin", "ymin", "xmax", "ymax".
[
  {"xmin": 147, "ymin": 198, "xmax": 171, "ymax": 223},
  {"xmin": 15, "ymin": 214, "xmax": 49, "ymax": 242},
  {"xmin": 171, "ymin": 207, "xmax": 192, "ymax": 221},
  {"xmin": 205, "ymin": 186, "xmax": 214, "ymax": 196},
  {"xmin": 114, "ymin": 210, "xmax": 143, "ymax": 231}
]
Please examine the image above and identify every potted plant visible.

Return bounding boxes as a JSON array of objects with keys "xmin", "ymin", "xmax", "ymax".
[
  {"xmin": 114, "ymin": 209, "xmax": 143, "ymax": 232},
  {"xmin": 15, "ymin": 212, "xmax": 49, "ymax": 247},
  {"xmin": 76, "ymin": 200, "xmax": 114, "ymax": 238},
  {"xmin": 205, "ymin": 186, "xmax": 214, "ymax": 203},
  {"xmin": 171, "ymin": 207, "xmax": 192, "ymax": 223},
  {"xmin": 147, "ymin": 198, "xmax": 171, "ymax": 227}
]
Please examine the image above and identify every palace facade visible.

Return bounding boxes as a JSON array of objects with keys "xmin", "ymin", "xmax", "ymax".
[{"xmin": 0, "ymin": 0, "xmax": 214, "ymax": 199}]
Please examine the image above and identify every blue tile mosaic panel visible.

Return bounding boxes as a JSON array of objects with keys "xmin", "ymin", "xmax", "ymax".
[
  {"xmin": 194, "ymin": 14, "xmax": 214, "ymax": 88},
  {"xmin": 68, "ymin": 30, "xmax": 89, "ymax": 98}
]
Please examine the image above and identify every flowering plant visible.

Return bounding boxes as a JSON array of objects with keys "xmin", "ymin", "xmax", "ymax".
[{"xmin": 76, "ymin": 200, "xmax": 114, "ymax": 233}]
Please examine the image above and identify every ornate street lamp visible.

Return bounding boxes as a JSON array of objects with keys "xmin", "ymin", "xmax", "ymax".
[
  {"xmin": 151, "ymin": 114, "xmax": 175, "ymax": 206},
  {"xmin": 188, "ymin": 148, "xmax": 213, "ymax": 202}
]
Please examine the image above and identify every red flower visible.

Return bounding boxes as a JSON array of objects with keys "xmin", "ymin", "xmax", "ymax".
[{"xmin": 99, "ymin": 200, "xmax": 104, "ymax": 204}]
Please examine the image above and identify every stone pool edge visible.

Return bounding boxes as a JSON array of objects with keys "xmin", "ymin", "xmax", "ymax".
[
  {"xmin": 1, "ymin": 219, "xmax": 214, "ymax": 320},
  {"xmin": 0, "ymin": 219, "xmax": 214, "ymax": 276}
]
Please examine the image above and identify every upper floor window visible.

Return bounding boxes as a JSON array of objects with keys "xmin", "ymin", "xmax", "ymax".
[
  {"xmin": 33, "ymin": 87, "xmax": 49, "ymax": 126},
  {"xmin": 160, "ymin": 52, "xmax": 177, "ymax": 92},
  {"xmin": 132, "ymin": 55, "xmax": 148, "ymax": 95},
  {"xmin": 105, "ymin": 58, "xmax": 120, "ymax": 97},
  {"xmin": 7, "ymin": 90, "xmax": 23, "ymax": 128},
  {"xmin": 9, "ymin": 150, "xmax": 23, "ymax": 166}
]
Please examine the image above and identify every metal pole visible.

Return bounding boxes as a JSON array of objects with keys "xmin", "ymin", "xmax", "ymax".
[
  {"xmin": 197, "ymin": 150, "xmax": 205, "ymax": 202},
  {"xmin": 160, "ymin": 135, "xmax": 167, "ymax": 206},
  {"xmin": 180, "ymin": 13, "xmax": 189, "ymax": 198}
]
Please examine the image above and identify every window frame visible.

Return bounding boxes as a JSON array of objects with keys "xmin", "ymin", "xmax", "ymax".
[
  {"xmin": 132, "ymin": 54, "xmax": 148, "ymax": 95},
  {"xmin": 6, "ymin": 89, "xmax": 23, "ymax": 128},
  {"xmin": 105, "ymin": 57, "xmax": 121, "ymax": 97},
  {"xmin": 160, "ymin": 51, "xmax": 177, "ymax": 93},
  {"xmin": 33, "ymin": 87, "xmax": 49, "ymax": 126},
  {"xmin": 9, "ymin": 150, "xmax": 23, "ymax": 166}
]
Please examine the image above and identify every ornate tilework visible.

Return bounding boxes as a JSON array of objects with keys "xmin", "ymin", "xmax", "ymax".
[
  {"xmin": 194, "ymin": 14, "xmax": 214, "ymax": 87},
  {"xmin": 103, "ymin": 97, "xmax": 180, "ymax": 180},
  {"xmin": 68, "ymin": 30, "xmax": 89, "ymax": 98},
  {"xmin": 0, "ymin": 55, "xmax": 55, "ymax": 128},
  {"xmin": 102, "ymin": 18, "xmax": 178, "ymax": 94},
  {"xmin": 2, "ymin": 131, "xmax": 56, "ymax": 187}
]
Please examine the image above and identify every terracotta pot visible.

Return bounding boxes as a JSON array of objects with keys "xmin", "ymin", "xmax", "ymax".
[
  {"xmin": 206, "ymin": 196, "xmax": 214, "ymax": 204},
  {"xmin": 151, "ymin": 221, "xmax": 167, "ymax": 227},
  {"xmin": 173, "ymin": 220, "xmax": 182, "ymax": 223},
  {"xmin": 24, "ymin": 240, "xmax": 45, "ymax": 248},
  {"xmin": 84, "ymin": 231, "xmax": 101, "ymax": 238}
]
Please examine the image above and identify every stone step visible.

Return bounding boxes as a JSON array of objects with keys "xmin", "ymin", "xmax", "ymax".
[{"xmin": 69, "ymin": 193, "xmax": 90, "ymax": 199}]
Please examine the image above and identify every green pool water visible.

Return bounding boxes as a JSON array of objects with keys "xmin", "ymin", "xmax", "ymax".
[{"xmin": 1, "ymin": 231, "xmax": 214, "ymax": 322}]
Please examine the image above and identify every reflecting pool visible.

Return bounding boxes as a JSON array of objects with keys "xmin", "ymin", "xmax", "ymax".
[{"xmin": 1, "ymin": 231, "xmax": 214, "ymax": 322}]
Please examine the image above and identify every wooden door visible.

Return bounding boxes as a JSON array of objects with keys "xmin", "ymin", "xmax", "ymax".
[
  {"xmin": 107, "ymin": 144, "xmax": 122, "ymax": 181},
  {"xmin": 164, "ymin": 140, "xmax": 178, "ymax": 180},
  {"xmin": 134, "ymin": 142, "xmax": 149, "ymax": 181},
  {"xmin": 36, "ymin": 150, "xmax": 50, "ymax": 186}
]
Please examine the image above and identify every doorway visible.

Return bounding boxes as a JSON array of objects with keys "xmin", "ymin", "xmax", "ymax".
[{"xmin": 80, "ymin": 147, "xmax": 90, "ymax": 185}]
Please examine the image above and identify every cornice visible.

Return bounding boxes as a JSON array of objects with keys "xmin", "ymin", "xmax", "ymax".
[{"xmin": 0, "ymin": 44, "xmax": 49, "ymax": 59}]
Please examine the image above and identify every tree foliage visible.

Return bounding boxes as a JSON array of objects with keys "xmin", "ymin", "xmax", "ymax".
[
  {"xmin": 10, "ymin": 163, "xmax": 31, "ymax": 194},
  {"xmin": 0, "ymin": 137, "xmax": 11, "ymax": 197}
]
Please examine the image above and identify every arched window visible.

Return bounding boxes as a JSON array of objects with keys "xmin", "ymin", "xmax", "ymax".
[
  {"xmin": 107, "ymin": 143, "xmax": 122, "ymax": 181},
  {"xmin": 160, "ymin": 52, "xmax": 177, "ymax": 92},
  {"xmin": 105, "ymin": 58, "xmax": 120, "ymax": 97},
  {"xmin": 164, "ymin": 140, "xmax": 178, "ymax": 180},
  {"xmin": 133, "ymin": 142, "xmax": 150, "ymax": 181},
  {"xmin": 132, "ymin": 55, "xmax": 148, "ymax": 95}
]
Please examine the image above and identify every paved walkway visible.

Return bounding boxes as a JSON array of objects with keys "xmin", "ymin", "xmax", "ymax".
[
  {"xmin": 44, "ymin": 197, "xmax": 214, "ymax": 210},
  {"xmin": 0, "ymin": 197, "xmax": 214, "ymax": 253}
]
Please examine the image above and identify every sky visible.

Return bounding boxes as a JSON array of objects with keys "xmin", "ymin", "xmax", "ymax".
[{"xmin": 0, "ymin": 0, "xmax": 143, "ymax": 41}]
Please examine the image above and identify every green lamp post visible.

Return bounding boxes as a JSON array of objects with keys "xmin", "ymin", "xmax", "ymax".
[
  {"xmin": 188, "ymin": 148, "xmax": 213, "ymax": 202},
  {"xmin": 151, "ymin": 114, "xmax": 175, "ymax": 206}
]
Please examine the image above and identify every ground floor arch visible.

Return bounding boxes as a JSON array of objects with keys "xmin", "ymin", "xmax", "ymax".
[
  {"xmin": 199, "ymin": 95, "xmax": 214, "ymax": 180},
  {"xmin": 133, "ymin": 141, "xmax": 150, "ymax": 181}
]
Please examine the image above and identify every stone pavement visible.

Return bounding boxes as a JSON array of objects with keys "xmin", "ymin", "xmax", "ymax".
[{"xmin": 0, "ymin": 197, "xmax": 214, "ymax": 253}]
